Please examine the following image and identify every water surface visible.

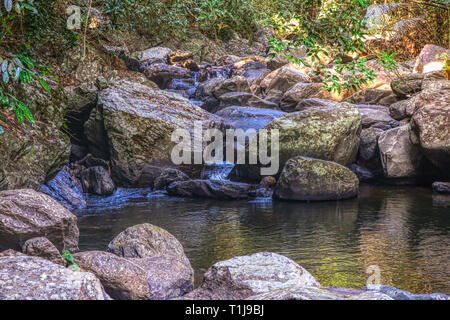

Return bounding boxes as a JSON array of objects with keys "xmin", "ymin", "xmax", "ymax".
[{"xmin": 77, "ymin": 185, "xmax": 450, "ymax": 294}]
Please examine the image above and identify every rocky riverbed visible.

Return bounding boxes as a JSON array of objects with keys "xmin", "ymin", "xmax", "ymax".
[{"xmin": 0, "ymin": 26, "xmax": 449, "ymax": 299}]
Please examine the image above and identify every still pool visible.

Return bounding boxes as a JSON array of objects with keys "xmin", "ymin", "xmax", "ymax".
[{"xmin": 77, "ymin": 185, "xmax": 450, "ymax": 294}]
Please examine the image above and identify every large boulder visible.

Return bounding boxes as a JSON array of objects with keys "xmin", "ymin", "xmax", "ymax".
[
  {"xmin": 344, "ymin": 88, "xmax": 397, "ymax": 106},
  {"xmin": 0, "ymin": 255, "xmax": 107, "ymax": 300},
  {"xmin": 167, "ymin": 180, "xmax": 258, "ymax": 200},
  {"xmin": 280, "ymin": 83, "xmax": 347, "ymax": 112},
  {"xmin": 414, "ymin": 44, "xmax": 450, "ymax": 74},
  {"xmin": 84, "ymin": 79, "xmax": 223, "ymax": 187},
  {"xmin": 107, "ymin": 223, "xmax": 190, "ymax": 266},
  {"xmin": 273, "ymin": 157, "xmax": 359, "ymax": 201},
  {"xmin": 22, "ymin": 237, "xmax": 65, "ymax": 266},
  {"xmin": 410, "ymin": 84, "xmax": 450, "ymax": 175},
  {"xmin": 232, "ymin": 103, "xmax": 361, "ymax": 182},
  {"xmin": 181, "ymin": 252, "xmax": 319, "ymax": 300},
  {"xmin": 0, "ymin": 189, "xmax": 79, "ymax": 252},
  {"xmin": 142, "ymin": 63, "xmax": 191, "ymax": 88},
  {"xmin": 262, "ymin": 65, "xmax": 311, "ymax": 94},
  {"xmin": 378, "ymin": 125, "xmax": 423, "ymax": 178},
  {"xmin": 74, "ymin": 251, "xmax": 193, "ymax": 300},
  {"xmin": 357, "ymin": 105, "xmax": 399, "ymax": 130}
]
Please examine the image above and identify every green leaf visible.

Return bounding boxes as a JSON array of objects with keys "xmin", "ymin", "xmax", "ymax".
[
  {"xmin": 15, "ymin": 107, "xmax": 25, "ymax": 124},
  {"xmin": 38, "ymin": 77, "xmax": 50, "ymax": 93},
  {"xmin": 16, "ymin": 54, "xmax": 34, "ymax": 68}
]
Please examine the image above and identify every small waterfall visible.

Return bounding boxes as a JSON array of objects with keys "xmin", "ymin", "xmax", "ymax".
[{"xmin": 201, "ymin": 162, "xmax": 235, "ymax": 181}]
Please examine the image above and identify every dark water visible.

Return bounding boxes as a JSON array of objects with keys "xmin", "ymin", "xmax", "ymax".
[{"xmin": 77, "ymin": 185, "xmax": 450, "ymax": 294}]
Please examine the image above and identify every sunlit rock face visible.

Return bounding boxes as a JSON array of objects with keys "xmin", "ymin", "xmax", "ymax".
[{"xmin": 414, "ymin": 44, "xmax": 450, "ymax": 74}]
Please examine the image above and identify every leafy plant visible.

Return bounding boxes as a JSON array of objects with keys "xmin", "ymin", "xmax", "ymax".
[{"xmin": 62, "ymin": 249, "xmax": 81, "ymax": 272}]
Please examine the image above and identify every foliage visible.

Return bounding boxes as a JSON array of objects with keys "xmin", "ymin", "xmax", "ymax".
[{"xmin": 62, "ymin": 249, "xmax": 81, "ymax": 272}]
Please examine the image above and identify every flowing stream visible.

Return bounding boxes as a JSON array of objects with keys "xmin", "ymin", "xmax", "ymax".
[{"xmin": 76, "ymin": 185, "xmax": 450, "ymax": 294}]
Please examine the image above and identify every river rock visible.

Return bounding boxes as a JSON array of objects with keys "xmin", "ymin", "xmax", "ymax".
[
  {"xmin": 0, "ymin": 189, "xmax": 79, "ymax": 252},
  {"xmin": 167, "ymin": 180, "xmax": 257, "ymax": 200},
  {"xmin": 74, "ymin": 251, "xmax": 193, "ymax": 300},
  {"xmin": 84, "ymin": 78, "xmax": 223, "ymax": 187},
  {"xmin": 154, "ymin": 168, "xmax": 190, "ymax": 190},
  {"xmin": 39, "ymin": 165, "xmax": 87, "ymax": 211},
  {"xmin": 294, "ymin": 98, "xmax": 339, "ymax": 112},
  {"xmin": 248, "ymin": 285, "xmax": 393, "ymax": 300},
  {"xmin": 280, "ymin": 82, "xmax": 347, "ymax": 112},
  {"xmin": 410, "ymin": 85, "xmax": 450, "ymax": 175},
  {"xmin": 364, "ymin": 284, "xmax": 450, "ymax": 300},
  {"xmin": 388, "ymin": 96, "xmax": 418, "ymax": 120},
  {"xmin": 182, "ymin": 252, "xmax": 319, "ymax": 300},
  {"xmin": 378, "ymin": 125, "xmax": 423, "ymax": 178},
  {"xmin": 107, "ymin": 223, "xmax": 190, "ymax": 266},
  {"xmin": 0, "ymin": 255, "xmax": 107, "ymax": 300},
  {"xmin": 132, "ymin": 47, "xmax": 172, "ymax": 64},
  {"xmin": 357, "ymin": 105, "xmax": 399, "ymax": 130},
  {"xmin": 22, "ymin": 237, "xmax": 65, "ymax": 266},
  {"xmin": 263, "ymin": 65, "xmax": 311, "ymax": 94},
  {"xmin": 78, "ymin": 166, "xmax": 115, "ymax": 196},
  {"xmin": 414, "ymin": 44, "xmax": 450, "ymax": 74},
  {"xmin": 350, "ymin": 164, "xmax": 375, "ymax": 182},
  {"xmin": 213, "ymin": 76, "xmax": 251, "ymax": 97},
  {"xmin": 216, "ymin": 106, "xmax": 285, "ymax": 133},
  {"xmin": 218, "ymin": 92, "xmax": 278, "ymax": 110},
  {"xmin": 142, "ymin": 63, "xmax": 191, "ymax": 88},
  {"xmin": 273, "ymin": 157, "xmax": 359, "ymax": 201},
  {"xmin": 432, "ymin": 182, "xmax": 450, "ymax": 194},
  {"xmin": 344, "ymin": 88, "xmax": 398, "ymax": 106},
  {"xmin": 232, "ymin": 102, "xmax": 361, "ymax": 182}
]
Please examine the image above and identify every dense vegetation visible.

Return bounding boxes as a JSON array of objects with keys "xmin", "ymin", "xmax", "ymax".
[{"xmin": 0, "ymin": 0, "xmax": 448, "ymax": 133}]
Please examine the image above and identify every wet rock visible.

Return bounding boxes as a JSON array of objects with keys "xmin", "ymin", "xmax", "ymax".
[
  {"xmin": 216, "ymin": 106, "xmax": 285, "ymax": 133},
  {"xmin": 134, "ymin": 165, "xmax": 164, "ymax": 188},
  {"xmin": 378, "ymin": 125, "xmax": 423, "ymax": 178},
  {"xmin": 364, "ymin": 284, "xmax": 450, "ymax": 300},
  {"xmin": 414, "ymin": 44, "xmax": 450, "ymax": 74},
  {"xmin": 74, "ymin": 251, "xmax": 193, "ymax": 300},
  {"xmin": 0, "ymin": 256, "xmax": 107, "ymax": 300},
  {"xmin": 0, "ymin": 189, "xmax": 79, "ymax": 252},
  {"xmin": 40, "ymin": 165, "xmax": 87, "ymax": 211},
  {"xmin": 154, "ymin": 168, "xmax": 190, "ymax": 190},
  {"xmin": 22, "ymin": 237, "xmax": 65, "ymax": 266},
  {"xmin": 274, "ymin": 157, "xmax": 359, "ymax": 201},
  {"xmin": 167, "ymin": 180, "xmax": 258, "ymax": 200},
  {"xmin": 142, "ymin": 63, "xmax": 192, "ymax": 88},
  {"xmin": 218, "ymin": 92, "xmax": 278, "ymax": 110},
  {"xmin": 248, "ymin": 285, "xmax": 393, "ymax": 300},
  {"xmin": 350, "ymin": 164, "xmax": 375, "ymax": 182},
  {"xmin": 79, "ymin": 166, "xmax": 115, "ymax": 196},
  {"xmin": 432, "ymin": 182, "xmax": 450, "ymax": 194},
  {"xmin": 84, "ymin": 78, "xmax": 223, "ymax": 187},
  {"xmin": 107, "ymin": 223, "xmax": 190, "ymax": 266},
  {"xmin": 344, "ymin": 88, "xmax": 398, "ymax": 106},
  {"xmin": 410, "ymin": 84, "xmax": 450, "ymax": 175},
  {"xmin": 181, "ymin": 252, "xmax": 319, "ymax": 300},
  {"xmin": 357, "ymin": 105, "xmax": 399, "ymax": 130}
]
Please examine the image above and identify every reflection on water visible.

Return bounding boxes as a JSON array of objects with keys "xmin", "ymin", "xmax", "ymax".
[{"xmin": 77, "ymin": 185, "xmax": 450, "ymax": 294}]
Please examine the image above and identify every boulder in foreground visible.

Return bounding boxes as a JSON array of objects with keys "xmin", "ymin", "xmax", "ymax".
[
  {"xmin": 0, "ymin": 256, "xmax": 107, "ymax": 300},
  {"xmin": 181, "ymin": 252, "xmax": 319, "ymax": 300},
  {"xmin": 0, "ymin": 189, "xmax": 79, "ymax": 252}
]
